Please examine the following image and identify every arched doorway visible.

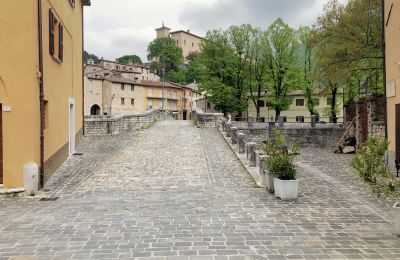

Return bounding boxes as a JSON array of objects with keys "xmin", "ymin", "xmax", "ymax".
[{"xmin": 90, "ymin": 104, "xmax": 101, "ymax": 115}]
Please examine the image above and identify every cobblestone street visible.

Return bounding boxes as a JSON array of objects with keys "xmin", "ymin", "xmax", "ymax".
[{"xmin": 1, "ymin": 121, "xmax": 400, "ymax": 259}]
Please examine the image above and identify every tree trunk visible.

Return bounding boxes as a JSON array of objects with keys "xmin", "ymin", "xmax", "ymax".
[
  {"xmin": 275, "ymin": 108, "xmax": 281, "ymax": 121},
  {"xmin": 331, "ymin": 87, "xmax": 337, "ymax": 124},
  {"xmin": 256, "ymin": 105, "xmax": 261, "ymax": 119}
]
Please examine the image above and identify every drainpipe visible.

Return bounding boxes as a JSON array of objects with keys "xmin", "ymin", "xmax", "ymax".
[
  {"xmin": 37, "ymin": 0, "xmax": 45, "ymax": 188},
  {"xmin": 82, "ymin": 5, "xmax": 85, "ymax": 135},
  {"xmin": 382, "ymin": 0, "xmax": 388, "ymax": 141}
]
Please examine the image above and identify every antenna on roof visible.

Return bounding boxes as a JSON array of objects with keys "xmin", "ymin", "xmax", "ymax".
[{"xmin": 162, "ymin": 20, "xmax": 164, "ymax": 27}]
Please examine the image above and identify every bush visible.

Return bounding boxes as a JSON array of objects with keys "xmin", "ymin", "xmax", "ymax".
[
  {"xmin": 266, "ymin": 153, "xmax": 297, "ymax": 180},
  {"xmin": 261, "ymin": 129, "xmax": 300, "ymax": 180},
  {"xmin": 351, "ymin": 137, "xmax": 399, "ymax": 197}
]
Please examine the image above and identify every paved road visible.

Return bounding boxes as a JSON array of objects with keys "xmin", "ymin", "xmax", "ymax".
[{"xmin": 1, "ymin": 121, "xmax": 400, "ymax": 259}]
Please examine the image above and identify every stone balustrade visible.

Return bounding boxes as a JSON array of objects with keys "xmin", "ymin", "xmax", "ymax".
[
  {"xmin": 194, "ymin": 109, "xmax": 224, "ymax": 128},
  {"xmin": 84, "ymin": 110, "xmax": 173, "ymax": 136}
]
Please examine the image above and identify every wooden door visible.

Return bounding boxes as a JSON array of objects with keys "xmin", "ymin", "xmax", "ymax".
[
  {"xmin": 396, "ymin": 104, "xmax": 400, "ymax": 160},
  {"xmin": 0, "ymin": 103, "xmax": 3, "ymax": 184}
]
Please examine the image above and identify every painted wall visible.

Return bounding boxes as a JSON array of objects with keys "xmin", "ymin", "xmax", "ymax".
[
  {"xmin": 385, "ymin": 0, "xmax": 400, "ymax": 158},
  {"xmin": 0, "ymin": 0, "xmax": 86, "ymax": 187},
  {"xmin": 0, "ymin": 1, "xmax": 40, "ymax": 187},
  {"xmin": 247, "ymin": 94, "xmax": 343, "ymax": 123}
]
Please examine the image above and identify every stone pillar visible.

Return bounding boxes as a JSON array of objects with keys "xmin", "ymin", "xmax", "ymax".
[
  {"xmin": 268, "ymin": 121, "xmax": 276, "ymax": 137},
  {"xmin": 248, "ymin": 116, "xmax": 254, "ymax": 128},
  {"xmin": 238, "ymin": 133, "xmax": 246, "ymax": 154},
  {"xmin": 278, "ymin": 116, "xmax": 285, "ymax": 128},
  {"xmin": 311, "ymin": 115, "xmax": 316, "ymax": 128},
  {"xmin": 247, "ymin": 142, "xmax": 257, "ymax": 167},
  {"xmin": 231, "ymin": 127, "xmax": 238, "ymax": 144},
  {"xmin": 259, "ymin": 155, "xmax": 268, "ymax": 186},
  {"xmin": 226, "ymin": 123, "xmax": 233, "ymax": 137}
]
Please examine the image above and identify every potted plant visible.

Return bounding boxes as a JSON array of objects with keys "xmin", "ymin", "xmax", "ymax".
[
  {"xmin": 261, "ymin": 129, "xmax": 300, "ymax": 199},
  {"xmin": 351, "ymin": 137, "xmax": 400, "ymax": 236}
]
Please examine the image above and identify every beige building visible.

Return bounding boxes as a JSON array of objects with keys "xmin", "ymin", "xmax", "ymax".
[
  {"xmin": 246, "ymin": 90, "xmax": 344, "ymax": 123},
  {"xmin": 385, "ymin": 0, "xmax": 400, "ymax": 165},
  {"xmin": 155, "ymin": 24, "xmax": 203, "ymax": 64},
  {"xmin": 85, "ymin": 73, "xmax": 196, "ymax": 120}
]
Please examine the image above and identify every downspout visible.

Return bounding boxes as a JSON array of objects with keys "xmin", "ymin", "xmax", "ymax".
[
  {"xmin": 37, "ymin": 0, "xmax": 45, "ymax": 188},
  {"xmin": 82, "ymin": 4, "xmax": 85, "ymax": 135},
  {"xmin": 382, "ymin": 0, "xmax": 388, "ymax": 141}
]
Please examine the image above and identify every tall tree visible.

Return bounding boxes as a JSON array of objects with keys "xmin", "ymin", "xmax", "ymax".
[
  {"xmin": 264, "ymin": 18, "xmax": 300, "ymax": 118},
  {"xmin": 247, "ymin": 28, "xmax": 268, "ymax": 118},
  {"xmin": 147, "ymin": 37, "xmax": 184, "ymax": 80},
  {"xmin": 117, "ymin": 54, "xmax": 142, "ymax": 64},
  {"xmin": 298, "ymin": 26, "xmax": 318, "ymax": 116},
  {"xmin": 83, "ymin": 51, "xmax": 99, "ymax": 64}
]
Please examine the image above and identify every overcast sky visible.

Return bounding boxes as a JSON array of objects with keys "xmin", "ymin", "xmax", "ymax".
[{"xmin": 84, "ymin": 0, "xmax": 348, "ymax": 62}]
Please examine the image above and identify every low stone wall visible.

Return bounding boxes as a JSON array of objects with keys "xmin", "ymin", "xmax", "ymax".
[
  {"xmin": 84, "ymin": 110, "xmax": 172, "ymax": 136},
  {"xmin": 195, "ymin": 109, "xmax": 224, "ymax": 128},
  {"xmin": 283, "ymin": 127, "xmax": 345, "ymax": 148}
]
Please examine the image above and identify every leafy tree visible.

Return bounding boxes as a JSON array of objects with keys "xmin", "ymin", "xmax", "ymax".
[
  {"xmin": 247, "ymin": 28, "xmax": 269, "ymax": 118},
  {"xmin": 117, "ymin": 54, "xmax": 142, "ymax": 64},
  {"xmin": 83, "ymin": 51, "xmax": 99, "ymax": 64},
  {"xmin": 264, "ymin": 18, "xmax": 300, "ymax": 118},
  {"xmin": 314, "ymin": 0, "xmax": 383, "ymax": 98},
  {"xmin": 198, "ymin": 29, "xmax": 246, "ymax": 114},
  {"xmin": 169, "ymin": 68, "xmax": 187, "ymax": 85},
  {"xmin": 147, "ymin": 37, "xmax": 184, "ymax": 81},
  {"xmin": 185, "ymin": 52, "xmax": 204, "ymax": 83},
  {"xmin": 298, "ymin": 26, "xmax": 318, "ymax": 116}
]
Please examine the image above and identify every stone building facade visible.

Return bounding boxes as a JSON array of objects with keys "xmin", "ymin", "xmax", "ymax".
[
  {"xmin": 246, "ymin": 89, "xmax": 344, "ymax": 123},
  {"xmin": 155, "ymin": 24, "xmax": 203, "ymax": 64}
]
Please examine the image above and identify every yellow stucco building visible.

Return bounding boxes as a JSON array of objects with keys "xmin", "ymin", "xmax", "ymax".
[
  {"xmin": 385, "ymin": 0, "xmax": 400, "ymax": 165},
  {"xmin": 0, "ymin": 0, "xmax": 90, "ymax": 188}
]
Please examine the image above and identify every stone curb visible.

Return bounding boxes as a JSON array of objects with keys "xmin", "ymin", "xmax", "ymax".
[{"xmin": 217, "ymin": 127, "xmax": 264, "ymax": 188}]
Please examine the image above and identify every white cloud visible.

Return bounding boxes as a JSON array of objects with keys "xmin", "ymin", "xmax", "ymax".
[{"xmin": 84, "ymin": 0, "xmax": 349, "ymax": 62}]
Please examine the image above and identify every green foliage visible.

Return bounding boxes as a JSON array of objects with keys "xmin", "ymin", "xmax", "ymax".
[
  {"xmin": 261, "ymin": 129, "xmax": 301, "ymax": 180},
  {"xmin": 117, "ymin": 54, "xmax": 142, "ymax": 64},
  {"xmin": 351, "ymin": 137, "xmax": 399, "ymax": 197},
  {"xmin": 266, "ymin": 154, "xmax": 297, "ymax": 180},
  {"xmin": 313, "ymin": 0, "xmax": 384, "ymax": 99},
  {"xmin": 169, "ymin": 68, "xmax": 187, "ymax": 85},
  {"xmin": 264, "ymin": 18, "xmax": 301, "ymax": 118},
  {"xmin": 83, "ymin": 51, "xmax": 99, "ymax": 64},
  {"xmin": 185, "ymin": 53, "xmax": 204, "ymax": 83},
  {"xmin": 147, "ymin": 37, "xmax": 184, "ymax": 80}
]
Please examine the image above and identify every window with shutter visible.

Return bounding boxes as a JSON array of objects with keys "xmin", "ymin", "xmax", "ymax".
[
  {"xmin": 49, "ymin": 9, "xmax": 54, "ymax": 55},
  {"xmin": 58, "ymin": 23, "xmax": 63, "ymax": 62}
]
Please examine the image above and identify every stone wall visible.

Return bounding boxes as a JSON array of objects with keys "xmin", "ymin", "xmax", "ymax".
[
  {"xmin": 195, "ymin": 109, "xmax": 224, "ymax": 128},
  {"xmin": 282, "ymin": 127, "xmax": 345, "ymax": 148},
  {"xmin": 84, "ymin": 110, "xmax": 172, "ymax": 136}
]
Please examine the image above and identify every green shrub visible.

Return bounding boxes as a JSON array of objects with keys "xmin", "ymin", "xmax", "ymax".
[
  {"xmin": 266, "ymin": 153, "xmax": 297, "ymax": 180},
  {"xmin": 351, "ymin": 137, "xmax": 399, "ymax": 197},
  {"xmin": 261, "ymin": 129, "xmax": 300, "ymax": 180}
]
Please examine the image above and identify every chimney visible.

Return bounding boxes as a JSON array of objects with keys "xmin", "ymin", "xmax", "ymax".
[{"xmin": 187, "ymin": 29, "xmax": 190, "ymax": 33}]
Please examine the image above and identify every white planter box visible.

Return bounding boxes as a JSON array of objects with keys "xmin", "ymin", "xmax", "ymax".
[
  {"xmin": 265, "ymin": 170, "xmax": 274, "ymax": 193},
  {"xmin": 273, "ymin": 178, "xmax": 298, "ymax": 200},
  {"xmin": 393, "ymin": 202, "xmax": 400, "ymax": 236}
]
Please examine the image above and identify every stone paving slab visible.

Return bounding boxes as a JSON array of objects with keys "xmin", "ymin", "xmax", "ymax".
[{"xmin": 1, "ymin": 121, "xmax": 400, "ymax": 259}]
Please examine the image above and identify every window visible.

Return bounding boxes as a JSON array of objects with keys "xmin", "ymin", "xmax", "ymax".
[
  {"xmin": 283, "ymin": 117, "xmax": 287, "ymax": 122},
  {"xmin": 192, "ymin": 42, "xmax": 194, "ymax": 47},
  {"xmin": 69, "ymin": 0, "xmax": 76, "ymax": 7},
  {"xmin": 142, "ymin": 76, "xmax": 145, "ymax": 80},
  {"xmin": 296, "ymin": 99, "xmax": 304, "ymax": 106},
  {"xmin": 184, "ymin": 40, "xmax": 186, "ymax": 45},
  {"xmin": 121, "ymin": 84, "xmax": 124, "ymax": 91},
  {"xmin": 257, "ymin": 100, "xmax": 265, "ymax": 107},
  {"xmin": 176, "ymin": 40, "xmax": 179, "ymax": 44},
  {"xmin": 207, "ymin": 102, "xmax": 211, "ymax": 109},
  {"xmin": 131, "ymin": 85, "xmax": 134, "ymax": 91},
  {"xmin": 121, "ymin": 98, "xmax": 125, "ymax": 105},
  {"xmin": 49, "ymin": 9, "xmax": 63, "ymax": 62},
  {"xmin": 296, "ymin": 116, "xmax": 305, "ymax": 123},
  {"xmin": 131, "ymin": 99, "xmax": 135, "ymax": 106}
]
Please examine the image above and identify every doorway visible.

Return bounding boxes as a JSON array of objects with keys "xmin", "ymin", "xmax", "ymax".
[
  {"xmin": 183, "ymin": 111, "xmax": 187, "ymax": 120},
  {"xmin": 69, "ymin": 99, "xmax": 75, "ymax": 157},
  {"xmin": 90, "ymin": 104, "xmax": 101, "ymax": 115},
  {"xmin": 0, "ymin": 103, "xmax": 3, "ymax": 184}
]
